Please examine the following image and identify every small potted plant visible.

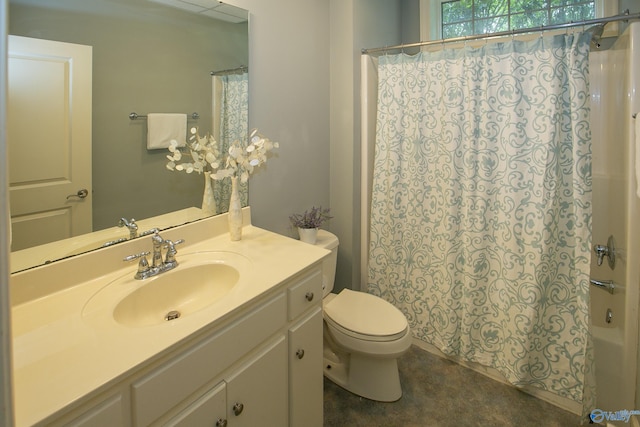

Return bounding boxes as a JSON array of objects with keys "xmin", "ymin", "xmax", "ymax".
[{"xmin": 289, "ymin": 206, "xmax": 332, "ymax": 244}]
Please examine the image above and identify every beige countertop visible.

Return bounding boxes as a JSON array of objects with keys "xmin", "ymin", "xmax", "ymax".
[{"xmin": 10, "ymin": 209, "xmax": 329, "ymax": 426}]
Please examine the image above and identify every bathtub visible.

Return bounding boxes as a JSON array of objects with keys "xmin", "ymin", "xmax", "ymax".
[{"xmin": 589, "ymin": 20, "xmax": 640, "ymax": 421}]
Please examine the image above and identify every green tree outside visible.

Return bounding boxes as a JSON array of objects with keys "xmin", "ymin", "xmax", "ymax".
[{"xmin": 442, "ymin": 0, "xmax": 595, "ymax": 38}]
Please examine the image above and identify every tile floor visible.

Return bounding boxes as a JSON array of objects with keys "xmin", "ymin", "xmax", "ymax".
[{"xmin": 323, "ymin": 345, "xmax": 586, "ymax": 427}]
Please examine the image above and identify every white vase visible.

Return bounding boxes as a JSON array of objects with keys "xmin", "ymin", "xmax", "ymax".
[
  {"xmin": 201, "ymin": 171, "xmax": 216, "ymax": 215},
  {"xmin": 298, "ymin": 227, "xmax": 318, "ymax": 244},
  {"xmin": 228, "ymin": 176, "xmax": 242, "ymax": 241}
]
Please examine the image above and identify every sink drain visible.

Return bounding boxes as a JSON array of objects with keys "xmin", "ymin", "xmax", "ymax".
[{"xmin": 165, "ymin": 310, "xmax": 181, "ymax": 321}]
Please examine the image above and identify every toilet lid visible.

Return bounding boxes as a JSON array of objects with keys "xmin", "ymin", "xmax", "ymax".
[{"xmin": 324, "ymin": 289, "xmax": 408, "ymax": 338}]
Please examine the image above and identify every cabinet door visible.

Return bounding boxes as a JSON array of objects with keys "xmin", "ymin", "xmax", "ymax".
[
  {"xmin": 226, "ymin": 336, "xmax": 287, "ymax": 427},
  {"xmin": 289, "ymin": 308, "xmax": 323, "ymax": 427},
  {"xmin": 166, "ymin": 382, "xmax": 227, "ymax": 427}
]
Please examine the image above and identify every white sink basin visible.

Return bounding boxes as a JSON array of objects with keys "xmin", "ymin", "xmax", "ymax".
[{"xmin": 82, "ymin": 251, "xmax": 251, "ymax": 327}]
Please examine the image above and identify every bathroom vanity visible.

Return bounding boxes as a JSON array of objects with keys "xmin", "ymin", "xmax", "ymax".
[{"xmin": 10, "ymin": 208, "xmax": 328, "ymax": 426}]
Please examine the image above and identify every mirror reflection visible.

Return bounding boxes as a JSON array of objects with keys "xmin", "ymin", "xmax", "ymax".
[{"xmin": 8, "ymin": 0, "xmax": 249, "ymax": 272}]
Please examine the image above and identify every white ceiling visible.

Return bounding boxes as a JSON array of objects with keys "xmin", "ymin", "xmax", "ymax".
[{"xmin": 146, "ymin": 0, "xmax": 248, "ymax": 23}]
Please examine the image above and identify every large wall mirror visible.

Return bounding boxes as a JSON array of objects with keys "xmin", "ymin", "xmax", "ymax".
[{"xmin": 8, "ymin": 0, "xmax": 249, "ymax": 272}]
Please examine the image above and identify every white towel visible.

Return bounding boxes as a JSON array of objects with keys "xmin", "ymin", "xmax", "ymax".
[
  {"xmin": 146, "ymin": 113, "xmax": 187, "ymax": 150},
  {"xmin": 636, "ymin": 113, "xmax": 640, "ymax": 198}
]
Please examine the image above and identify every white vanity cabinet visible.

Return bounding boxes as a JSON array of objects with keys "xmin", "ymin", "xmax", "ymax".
[
  {"xmin": 287, "ymin": 270, "xmax": 325, "ymax": 427},
  {"xmin": 38, "ymin": 265, "xmax": 323, "ymax": 427},
  {"xmin": 167, "ymin": 381, "xmax": 227, "ymax": 426},
  {"xmin": 167, "ymin": 336, "xmax": 287, "ymax": 427},
  {"xmin": 50, "ymin": 394, "xmax": 127, "ymax": 427},
  {"xmin": 289, "ymin": 308, "xmax": 323, "ymax": 426}
]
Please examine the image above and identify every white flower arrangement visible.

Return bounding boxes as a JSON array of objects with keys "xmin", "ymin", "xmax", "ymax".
[
  {"xmin": 166, "ymin": 127, "xmax": 278, "ymax": 183},
  {"xmin": 166, "ymin": 127, "xmax": 221, "ymax": 174},
  {"xmin": 213, "ymin": 128, "xmax": 279, "ymax": 183}
]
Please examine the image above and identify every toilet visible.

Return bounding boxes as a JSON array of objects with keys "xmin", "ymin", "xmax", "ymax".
[{"xmin": 314, "ymin": 230, "xmax": 412, "ymax": 402}]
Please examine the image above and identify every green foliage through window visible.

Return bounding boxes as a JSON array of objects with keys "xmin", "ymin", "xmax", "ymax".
[{"xmin": 441, "ymin": 0, "xmax": 595, "ymax": 38}]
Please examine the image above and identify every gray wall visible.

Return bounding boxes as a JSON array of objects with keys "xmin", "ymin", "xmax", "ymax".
[
  {"xmin": 227, "ymin": 0, "xmax": 331, "ymax": 239},
  {"xmin": 10, "ymin": 2, "xmax": 248, "ymax": 230},
  {"xmin": 329, "ymin": 0, "xmax": 402, "ymax": 293},
  {"xmin": 224, "ymin": 0, "xmax": 410, "ymax": 292}
]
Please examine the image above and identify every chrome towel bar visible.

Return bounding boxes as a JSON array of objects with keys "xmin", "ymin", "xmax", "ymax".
[{"xmin": 129, "ymin": 112, "xmax": 199, "ymax": 120}]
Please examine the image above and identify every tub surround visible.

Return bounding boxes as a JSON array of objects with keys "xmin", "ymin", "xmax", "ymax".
[
  {"xmin": 10, "ymin": 207, "xmax": 329, "ymax": 426},
  {"xmin": 588, "ymin": 21, "xmax": 640, "ymax": 414}
]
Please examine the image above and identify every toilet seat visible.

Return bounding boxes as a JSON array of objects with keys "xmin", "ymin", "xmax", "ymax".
[{"xmin": 324, "ymin": 289, "xmax": 408, "ymax": 342}]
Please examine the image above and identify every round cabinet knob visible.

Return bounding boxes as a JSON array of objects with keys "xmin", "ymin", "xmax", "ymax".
[
  {"xmin": 296, "ymin": 349, "xmax": 305, "ymax": 359},
  {"xmin": 233, "ymin": 402, "xmax": 244, "ymax": 416},
  {"xmin": 305, "ymin": 292, "xmax": 314, "ymax": 302},
  {"xmin": 215, "ymin": 419, "xmax": 228, "ymax": 427}
]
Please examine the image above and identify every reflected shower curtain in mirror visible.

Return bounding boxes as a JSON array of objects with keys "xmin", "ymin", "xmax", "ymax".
[
  {"xmin": 367, "ymin": 33, "xmax": 595, "ymax": 417},
  {"xmin": 212, "ymin": 72, "xmax": 249, "ymax": 212}
]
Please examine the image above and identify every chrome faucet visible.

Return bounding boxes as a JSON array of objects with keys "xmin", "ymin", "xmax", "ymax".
[
  {"xmin": 118, "ymin": 217, "xmax": 139, "ymax": 239},
  {"xmin": 151, "ymin": 232, "xmax": 165, "ymax": 268},
  {"xmin": 589, "ymin": 278, "xmax": 615, "ymax": 294},
  {"xmin": 124, "ymin": 231, "xmax": 184, "ymax": 280}
]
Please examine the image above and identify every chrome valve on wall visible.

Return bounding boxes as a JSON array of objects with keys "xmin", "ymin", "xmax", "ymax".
[{"xmin": 594, "ymin": 235, "xmax": 616, "ymax": 270}]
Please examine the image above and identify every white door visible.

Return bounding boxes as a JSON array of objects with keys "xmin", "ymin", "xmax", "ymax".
[{"xmin": 8, "ymin": 35, "xmax": 92, "ymax": 251}]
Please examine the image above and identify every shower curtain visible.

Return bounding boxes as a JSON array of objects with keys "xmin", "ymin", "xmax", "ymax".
[
  {"xmin": 212, "ymin": 72, "xmax": 249, "ymax": 212},
  {"xmin": 367, "ymin": 33, "xmax": 595, "ymax": 416}
]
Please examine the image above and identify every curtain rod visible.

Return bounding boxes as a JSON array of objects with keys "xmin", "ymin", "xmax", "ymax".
[
  {"xmin": 362, "ymin": 10, "xmax": 640, "ymax": 54},
  {"xmin": 210, "ymin": 65, "xmax": 248, "ymax": 76}
]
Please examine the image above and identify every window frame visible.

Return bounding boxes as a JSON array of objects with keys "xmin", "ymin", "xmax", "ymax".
[{"xmin": 419, "ymin": 0, "xmax": 618, "ymax": 41}]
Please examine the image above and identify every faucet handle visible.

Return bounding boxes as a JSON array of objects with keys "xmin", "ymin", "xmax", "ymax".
[
  {"xmin": 123, "ymin": 251, "xmax": 151, "ymax": 262},
  {"xmin": 139, "ymin": 227, "xmax": 160, "ymax": 237},
  {"xmin": 124, "ymin": 251, "xmax": 151, "ymax": 277},
  {"xmin": 164, "ymin": 239, "xmax": 185, "ymax": 263},
  {"xmin": 593, "ymin": 235, "xmax": 616, "ymax": 269}
]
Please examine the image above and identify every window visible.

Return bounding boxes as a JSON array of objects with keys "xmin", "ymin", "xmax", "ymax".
[{"xmin": 441, "ymin": 0, "xmax": 596, "ymax": 39}]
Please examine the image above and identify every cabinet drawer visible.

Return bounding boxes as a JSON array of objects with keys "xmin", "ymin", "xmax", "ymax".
[
  {"xmin": 59, "ymin": 394, "xmax": 125, "ymax": 427},
  {"xmin": 287, "ymin": 269, "xmax": 322, "ymax": 320},
  {"xmin": 132, "ymin": 293, "xmax": 286, "ymax": 427}
]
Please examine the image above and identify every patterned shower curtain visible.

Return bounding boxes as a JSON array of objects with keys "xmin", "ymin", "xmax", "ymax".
[
  {"xmin": 367, "ymin": 33, "xmax": 595, "ymax": 416},
  {"xmin": 213, "ymin": 72, "xmax": 249, "ymax": 212}
]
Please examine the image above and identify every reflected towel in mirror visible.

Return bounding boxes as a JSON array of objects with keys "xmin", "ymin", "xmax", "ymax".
[{"xmin": 146, "ymin": 113, "xmax": 187, "ymax": 150}]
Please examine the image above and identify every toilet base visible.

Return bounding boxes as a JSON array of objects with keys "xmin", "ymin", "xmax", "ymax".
[{"xmin": 323, "ymin": 348, "xmax": 403, "ymax": 402}]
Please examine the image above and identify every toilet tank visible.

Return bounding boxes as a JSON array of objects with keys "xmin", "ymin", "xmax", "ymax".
[{"xmin": 314, "ymin": 230, "xmax": 339, "ymax": 297}]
